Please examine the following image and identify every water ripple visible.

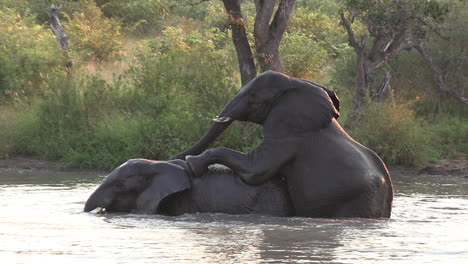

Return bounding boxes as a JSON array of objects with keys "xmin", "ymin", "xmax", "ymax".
[{"xmin": 0, "ymin": 171, "xmax": 467, "ymax": 263}]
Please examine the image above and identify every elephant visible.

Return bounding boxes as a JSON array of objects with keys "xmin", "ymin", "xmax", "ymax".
[
  {"xmin": 172, "ymin": 71, "xmax": 393, "ymax": 218},
  {"xmin": 84, "ymin": 158, "xmax": 292, "ymax": 216}
]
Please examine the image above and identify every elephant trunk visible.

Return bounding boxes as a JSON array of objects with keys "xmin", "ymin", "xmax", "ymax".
[
  {"xmin": 171, "ymin": 121, "xmax": 234, "ymax": 160},
  {"xmin": 84, "ymin": 189, "xmax": 112, "ymax": 212}
]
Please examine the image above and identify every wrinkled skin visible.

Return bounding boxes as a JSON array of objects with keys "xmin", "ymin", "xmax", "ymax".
[
  {"xmin": 84, "ymin": 159, "xmax": 292, "ymax": 216},
  {"xmin": 175, "ymin": 71, "xmax": 393, "ymax": 218}
]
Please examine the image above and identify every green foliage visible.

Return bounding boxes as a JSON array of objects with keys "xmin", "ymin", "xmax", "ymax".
[
  {"xmin": 95, "ymin": 0, "xmax": 170, "ymax": 35},
  {"xmin": 343, "ymin": 0, "xmax": 450, "ymax": 37},
  {"xmin": 137, "ymin": 26, "xmax": 239, "ymax": 113},
  {"xmin": 295, "ymin": 0, "xmax": 343, "ymax": 16},
  {"xmin": 131, "ymin": 26, "xmax": 261, "ymax": 153},
  {"xmin": 350, "ymin": 99, "xmax": 439, "ymax": 166},
  {"xmin": 0, "ymin": 106, "xmax": 25, "ymax": 155},
  {"xmin": 0, "ymin": 8, "xmax": 65, "ymax": 103},
  {"xmin": 281, "ymin": 32, "xmax": 328, "ymax": 79},
  {"xmin": 425, "ymin": 0, "xmax": 468, "ymax": 102},
  {"xmin": 284, "ymin": 6, "xmax": 350, "ymax": 80},
  {"xmin": 9, "ymin": 75, "xmax": 138, "ymax": 168},
  {"xmin": 0, "ymin": 0, "xmax": 53, "ymax": 24},
  {"xmin": 65, "ymin": 0, "xmax": 122, "ymax": 61},
  {"xmin": 289, "ymin": 7, "xmax": 349, "ymax": 58},
  {"xmin": 0, "ymin": 0, "xmax": 465, "ymax": 169},
  {"xmin": 3, "ymin": 24, "xmax": 262, "ymax": 169},
  {"xmin": 328, "ymin": 48, "xmax": 356, "ymax": 107},
  {"xmin": 170, "ymin": 0, "xmax": 227, "ymax": 30},
  {"xmin": 431, "ymin": 116, "xmax": 468, "ymax": 159},
  {"xmin": 387, "ymin": 0, "xmax": 467, "ymax": 115}
]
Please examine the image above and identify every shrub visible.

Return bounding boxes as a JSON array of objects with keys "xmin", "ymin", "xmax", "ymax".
[
  {"xmin": 130, "ymin": 26, "xmax": 261, "ymax": 155},
  {"xmin": 0, "ymin": 8, "xmax": 65, "ymax": 103},
  {"xmin": 431, "ymin": 116, "xmax": 468, "ymax": 159},
  {"xmin": 349, "ymin": 99, "xmax": 439, "ymax": 166},
  {"xmin": 65, "ymin": 0, "xmax": 122, "ymax": 61},
  {"xmin": 0, "ymin": 0, "xmax": 52, "ymax": 24},
  {"xmin": 6, "ymin": 25, "xmax": 262, "ymax": 169},
  {"xmin": 285, "ymin": 7, "xmax": 350, "ymax": 81},
  {"xmin": 281, "ymin": 32, "xmax": 328, "ymax": 79},
  {"xmin": 96, "ymin": 0, "xmax": 169, "ymax": 35}
]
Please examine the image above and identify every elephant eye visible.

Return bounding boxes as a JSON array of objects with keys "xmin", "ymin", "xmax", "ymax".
[
  {"xmin": 248, "ymin": 92, "xmax": 257, "ymax": 101},
  {"xmin": 115, "ymin": 181, "xmax": 125, "ymax": 190}
]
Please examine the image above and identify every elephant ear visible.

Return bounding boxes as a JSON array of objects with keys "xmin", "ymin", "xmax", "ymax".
[
  {"xmin": 319, "ymin": 86, "xmax": 340, "ymax": 115},
  {"xmin": 134, "ymin": 162, "xmax": 191, "ymax": 214},
  {"xmin": 267, "ymin": 80, "xmax": 340, "ymax": 135},
  {"xmin": 303, "ymin": 80, "xmax": 340, "ymax": 114}
]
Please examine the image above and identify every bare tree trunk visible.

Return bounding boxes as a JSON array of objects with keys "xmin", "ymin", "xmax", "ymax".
[
  {"xmin": 254, "ymin": 0, "xmax": 295, "ymax": 72},
  {"xmin": 345, "ymin": 50, "xmax": 369, "ymax": 129},
  {"xmin": 49, "ymin": 2, "xmax": 72, "ymax": 74},
  {"xmin": 339, "ymin": 8, "xmax": 452, "ymax": 128},
  {"xmin": 222, "ymin": 0, "xmax": 257, "ymax": 85},
  {"xmin": 372, "ymin": 72, "xmax": 391, "ymax": 102},
  {"xmin": 415, "ymin": 42, "xmax": 468, "ymax": 104},
  {"xmin": 256, "ymin": 40, "xmax": 284, "ymax": 72}
]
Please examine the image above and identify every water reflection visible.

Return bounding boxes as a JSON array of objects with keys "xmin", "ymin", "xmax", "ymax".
[{"xmin": 0, "ymin": 169, "xmax": 467, "ymax": 263}]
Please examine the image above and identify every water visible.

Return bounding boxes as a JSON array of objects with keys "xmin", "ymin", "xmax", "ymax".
[{"xmin": 0, "ymin": 168, "xmax": 467, "ymax": 264}]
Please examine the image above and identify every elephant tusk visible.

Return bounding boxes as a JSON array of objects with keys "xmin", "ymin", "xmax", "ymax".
[
  {"xmin": 90, "ymin": 207, "xmax": 107, "ymax": 214},
  {"xmin": 213, "ymin": 116, "xmax": 232, "ymax": 123}
]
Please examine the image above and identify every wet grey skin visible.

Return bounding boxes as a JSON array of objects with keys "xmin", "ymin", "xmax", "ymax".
[
  {"xmin": 84, "ymin": 159, "xmax": 293, "ymax": 216},
  {"xmin": 173, "ymin": 71, "xmax": 393, "ymax": 218}
]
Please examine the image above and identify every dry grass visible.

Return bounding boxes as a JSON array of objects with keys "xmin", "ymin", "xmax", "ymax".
[{"xmin": 83, "ymin": 38, "xmax": 142, "ymax": 82}]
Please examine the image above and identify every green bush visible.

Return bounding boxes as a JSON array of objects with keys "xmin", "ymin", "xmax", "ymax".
[
  {"xmin": 0, "ymin": 8, "xmax": 65, "ymax": 103},
  {"xmin": 0, "ymin": 0, "xmax": 53, "ymax": 24},
  {"xmin": 65, "ymin": 0, "xmax": 122, "ymax": 61},
  {"xmin": 5, "ymin": 25, "xmax": 263, "ymax": 169},
  {"xmin": 349, "ymin": 99, "xmax": 439, "ymax": 166},
  {"xmin": 431, "ymin": 116, "xmax": 468, "ymax": 159},
  {"xmin": 283, "ymin": 7, "xmax": 350, "ymax": 80},
  {"xmin": 130, "ymin": 26, "xmax": 262, "ymax": 155},
  {"xmin": 2, "ymin": 0, "xmax": 464, "ymax": 170},
  {"xmin": 96, "ymin": 0, "xmax": 169, "ymax": 35},
  {"xmin": 281, "ymin": 32, "xmax": 328, "ymax": 79}
]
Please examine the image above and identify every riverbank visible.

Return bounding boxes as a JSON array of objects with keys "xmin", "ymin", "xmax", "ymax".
[
  {"xmin": 1, "ymin": 156, "xmax": 466, "ymax": 177},
  {"xmin": 0, "ymin": 156, "xmax": 107, "ymax": 174}
]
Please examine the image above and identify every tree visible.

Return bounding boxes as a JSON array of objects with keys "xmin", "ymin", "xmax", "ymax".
[
  {"xmin": 49, "ymin": 2, "xmax": 72, "ymax": 74},
  {"xmin": 339, "ymin": 0, "xmax": 465, "ymax": 129},
  {"xmin": 221, "ymin": 0, "xmax": 256, "ymax": 85},
  {"xmin": 222, "ymin": 0, "xmax": 295, "ymax": 84}
]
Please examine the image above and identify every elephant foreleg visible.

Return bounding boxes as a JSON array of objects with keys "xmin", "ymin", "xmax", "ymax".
[{"xmin": 186, "ymin": 139, "xmax": 296, "ymax": 185}]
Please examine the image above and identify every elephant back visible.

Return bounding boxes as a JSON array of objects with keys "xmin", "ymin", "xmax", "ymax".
[{"xmin": 192, "ymin": 165, "xmax": 292, "ymax": 216}]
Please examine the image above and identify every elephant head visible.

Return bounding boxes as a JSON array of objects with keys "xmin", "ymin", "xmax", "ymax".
[
  {"xmin": 171, "ymin": 71, "xmax": 340, "ymax": 159},
  {"xmin": 84, "ymin": 159, "xmax": 190, "ymax": 214},
  {"xmin": 214, "ymin": 71, "xmax": 340, "ymax": 133}
]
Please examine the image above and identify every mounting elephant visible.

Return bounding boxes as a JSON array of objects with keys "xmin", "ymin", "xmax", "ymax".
[
  {"xmin": 172, "ymin": 71, "xmax": 393, "ymax": 218},
  {"xmin": 84, "ymin": 158, "xmax": 292, "ymax": 216}
]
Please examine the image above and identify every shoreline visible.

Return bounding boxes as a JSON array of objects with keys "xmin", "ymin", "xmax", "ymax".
[
  {"xmin": 0, "ymin": 156, "xmax": 466, "ymax": 177},
  {"xmin": 0, "ymin": 156, "xmax": 107, "ymax": 174}
]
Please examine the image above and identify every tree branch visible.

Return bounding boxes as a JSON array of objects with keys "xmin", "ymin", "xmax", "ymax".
[
  {"xmin": 367, "ymin": 29, "xmax": 420, "ymax": 72},
  {"xmin": 372, "ymin": 72, "xmax": 391, "ymax": 102},
  {"xmin": 268, "ymin": 0, "xmax": 295, "ymax": 42},
  {"xmin": 254, "ymin": 0, "xmax": 277, "ymax": 47},
  {"xmin": 340, "ymin": 10, "xmax": 361, "ymax": 52},
  {"xmin": 416, "ymin": 42, "xmax": 468, "ymax": 104},
  {"xmin": 49, "ymin": 3, "xmax": 68, "ymax": 50},
  {"xmin": 49, "ymin": 2, "xmax": 72, "ymax": 73},
  {"xmin": 222, "ymin": 0, "xmax": 257, "ymax": 85}
]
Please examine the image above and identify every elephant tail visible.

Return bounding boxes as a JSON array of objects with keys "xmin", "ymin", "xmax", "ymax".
[
  {"xmin": 384, "ymin": 171, "xmax": 394, "ymax": 218},
  {"xmin": 363, "ymin": 147, "xmax": 394, "ymax": 218}
]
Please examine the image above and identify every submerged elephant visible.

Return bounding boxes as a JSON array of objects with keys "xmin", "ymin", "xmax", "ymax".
[
  {"xmin": 84, "ymin": 159, "xmax": 292, "ymax": 216},
  {"xmin": 173, "ymin": 71, "xmax": 393, "ymax": 218}
]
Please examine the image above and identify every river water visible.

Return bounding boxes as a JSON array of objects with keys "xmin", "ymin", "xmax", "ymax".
[{"xmin": 0, "ymin": 168, "xmax": 467, "ymax": 264}]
